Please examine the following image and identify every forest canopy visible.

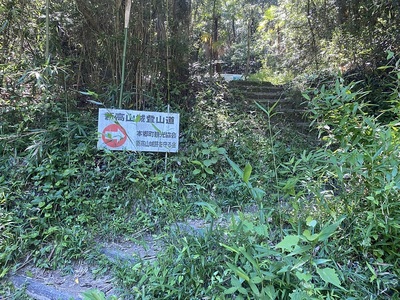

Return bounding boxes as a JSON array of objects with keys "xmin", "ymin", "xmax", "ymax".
[{"xmin": 1, "ymin": 0, "xmax": 399, "ymax": 109}]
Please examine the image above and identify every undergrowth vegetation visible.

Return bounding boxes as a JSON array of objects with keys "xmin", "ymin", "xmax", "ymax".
[{"xmin": 1, "ymin": 54, "xmax": 400, "ymax": 299}]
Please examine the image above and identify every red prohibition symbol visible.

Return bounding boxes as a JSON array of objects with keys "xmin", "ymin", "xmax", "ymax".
[{"xmin": 102, "ymin": 124, "xmax": 127, "ymax": 148}]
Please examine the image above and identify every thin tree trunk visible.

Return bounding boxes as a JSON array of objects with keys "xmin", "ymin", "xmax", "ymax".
[
  {"xmin": 307, "ymin": 0, "xmax": 319, "ymax": 70},
  {"xmin": 213, "ymin": 15, "xmax": 221, "ymax": 74},
  {"xmin": 336, "ymin": 0, "xmax": 346, "ymax": 25},
  {"xmin": 231, "ymin": 16, "xmax": 236, "ymax": 43},
  {"xmin": 211, "ymin": 0, "xmax": 221, "ymax": 74},
  {"xmin": 245, "ymin": 19, "xmax": 250, "ymax": 76}
]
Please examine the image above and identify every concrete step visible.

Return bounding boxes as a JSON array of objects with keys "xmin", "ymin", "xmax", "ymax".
[
  {"xmin": 240, "ymin": 92, "xmax": 284, "ymax": 100},
  {"xmin": 228, "ymin": 81, "xmax": 285, "ymax": 100},
  {"xmin": 248, "ymin": 97, "xmax": 291, "ymax": 104},
  {"xmin": 229, "ymin": 81, "xmax": 284, "ymax": 93},
  {"xmin": 236, "ymin": 87, "xmax": 284, "ymax": 93},
  {"xmin": 228, "ymin": 80, "xmax": 282, "ymax": 88},
  {"xmin": 228, "ymin": 81, "xmax": 308, "ymax": 125}
]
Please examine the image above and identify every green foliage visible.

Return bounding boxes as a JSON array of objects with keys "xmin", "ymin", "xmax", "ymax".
[
  {"xmin": 224, "ymin": 155, "xmax": 265, "ymax": 203},
  {"xmin": 81, "ymin": 289, "xmax": 118, "ymax": 300},
  {"xmin": 305, "ymin": 75, "xmax": 400, "ymax": 254},
  {"xmin": 257, "ymin": 0, "xmax": 400, "ymax": 79},
  {"xmin": 191, "ymin": 143, "xmax": 226, "ymax": 181},
  {"xmin": 221, "ymin": 216, "xmax": 346, "ymax": 299},
  {"xmin": 304, "ymin": 78, "xmax": 370, "ymax": 147},
  {"xmin": 299, "ymin": 67, "xmax": 400, "ymax": 296},
  {"xmin": 3, "ymin": 44, "xmax": 400, "ymax": 299},
  {"xmin": 247, "ymin": 68, "xmax": 294, "ymax": 85},
  {"xmin": 0, "ymin": 282, "xmax": 32, "ymax": 300},
  {"xmin": 111, "ymin": 210, "xmax": 347, "ymax": 299},
  {"xmin": 114, "ymin": 225, "xmax": 229, "ymax": 299}
]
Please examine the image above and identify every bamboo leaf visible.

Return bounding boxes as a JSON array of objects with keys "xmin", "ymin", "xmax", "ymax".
[
  {"xmin": 79, "ymin": 90, "xmax": 98, "ymax": 98},
  {"xmin": 191, "ymin": 160, "xmax": 203, "ymax": 166},
  {"xmin": 248, "ymin": 280, "xmax": 260, "ymax": 297},
  {"xmin": 239, "ymin": 247, "xmax": 258, "ymax": 270},
  {"xmin": 225, "ymin": 155, "xmax": 243, "ymax": 178},
  {"xmin": 81, "ymin": 289, "xmax": 107, "ymax": 300},
  {"xmin": 151, "ymin": 123, "xmax": 162, "ymax": 133},
  {"xmin": 194, "ymin": 201, "xmax": 218, "ymax": 218},
  {"xmin": 243, "ymin": 163, "xmax": 252, "ymax": 183},
  {"xmin": 220, "ymin": 243, "xmax": 240, "ymax": 254},
  {"xmin": 226, "ymin": 262, "xmax": 250, "ymax": 282},
  {"xmin": 318, "ymin": 216, "xmax": 345, "ymax": 242},
  {"xmin": 86, "ymin": 99, "xmax": 104, "ymax": 106}
]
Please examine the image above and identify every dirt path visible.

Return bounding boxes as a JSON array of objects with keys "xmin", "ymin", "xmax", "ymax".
[{"xmin": 5, "ymin": 219, "xmax": 210, "ymax": 299}]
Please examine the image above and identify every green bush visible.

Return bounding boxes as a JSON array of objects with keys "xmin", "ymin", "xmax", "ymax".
[
  {"xmin": 114, "ymin": 224, "xmax": 229, "ymax": 299},
  {"xmin": 301, "ymin": 65, "xmax": 400, "ymax": 297},
  {"xmin": 221, "ymin": 216, "xmax": 346, "ymax": 299}
]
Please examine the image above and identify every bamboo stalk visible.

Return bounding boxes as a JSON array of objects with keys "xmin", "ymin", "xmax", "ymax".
[
  {"xmin": 166, "ymin": 0, "xmax": 170, "ymax": 104},
  {"xmin": 45, "ymin": 0, "xmax": 49, "ymax": 60},
  {"xmin": 119, "ymin": 0, "xmax": 132, "ymax": 109},
  {"xmin": 124, "ymin": 0, "xmax": 132, "ymax": 29}
]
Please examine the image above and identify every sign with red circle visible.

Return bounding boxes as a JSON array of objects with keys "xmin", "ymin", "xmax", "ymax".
[
  {"xmin": 97, "ymin": 108, "xmax": 180, "ymax": 152},
  {"xmin": 101, "ymin": 124, "xmax": 127, "ymax": 148}
]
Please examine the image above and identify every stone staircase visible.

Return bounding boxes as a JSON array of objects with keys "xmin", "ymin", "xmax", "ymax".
[{"xmin": 228, "ymin": 80, "xmax": 309, "ymax": 128}]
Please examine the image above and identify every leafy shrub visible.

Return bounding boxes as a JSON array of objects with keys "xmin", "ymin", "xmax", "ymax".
[
  {"xmin": 301, "ymin": 65, "xmax": 400, "ymax": 296},
  {"xmin": 221, "ymin": 216, "xmax": 346, "ymax": 299},
  {"xmin": 114, "ymin": 224, "xmax": 229, "ymax": 299}
]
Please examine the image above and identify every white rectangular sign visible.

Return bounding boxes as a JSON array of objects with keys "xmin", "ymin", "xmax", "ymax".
[
  {"xmin": 221, "ymin": 74, "xmax": 244, "ymax": 81},
  {"xmin": 97, "ymin": 108, "xmax": 180, "ymax": 152}
]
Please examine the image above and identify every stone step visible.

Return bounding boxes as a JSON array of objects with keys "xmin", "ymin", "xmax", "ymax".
[
  {"xmin": 228, "ymin": 82, "xmax": 286, "ymax": 101},
  {"xmin": 240, "ymin": 92, "xmax": 284, "ymax": 100},
  {"xmin": 228, "ymin": 81, "xmax": 284, "ymax": 93},
  {"xmin": 236, "ymin": 87, "xmax": 284, "ymax": 93},
  {"xmin": 248, "ymin": 97, "xmax": 306, "ymax": 110},
  {"xmin": 248, "ymin": 97, "xmax": 292, "ymax": 104},
  {"xmin": 227, "ymin": 81, "xmax": 308, "ymax": 121},
  {"xmin": 228, "ymin": 80, "xmax": 282, "ymax": 88},
  {"xmin": 232, "ymin": 87, "xmax": 284, "ymax": 95}
]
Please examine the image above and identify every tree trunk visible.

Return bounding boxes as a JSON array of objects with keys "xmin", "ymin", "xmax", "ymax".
[
  {"xmin": 170, "ymin": 0, "xmax": 191, "ymax": 82},
  {"xmin": 245, "ymin": 19, "xmax": 250, "ymax": 76},
  {"xmin": 213, "ymin": 15, "xmax": 222, "ymax": 74},
  {"xmin": 336, "ymin": 0, "xmax": 346, "ymax": 25},
  {"xmin": 231, "ymin": 16, "xmax": 236, "ymax": 43},
  {"xmin": 307, "ymin": 0, "xmax": 319, "ymax": 70}
]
